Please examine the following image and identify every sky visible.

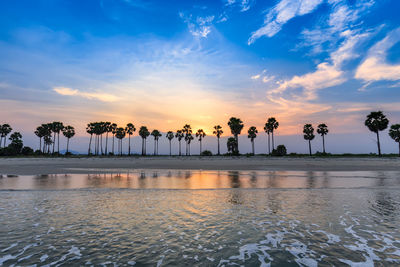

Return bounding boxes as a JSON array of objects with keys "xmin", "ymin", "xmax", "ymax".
[{"xmin": 1, "ymin": 0, "xmax": 400, "ymax": 154}]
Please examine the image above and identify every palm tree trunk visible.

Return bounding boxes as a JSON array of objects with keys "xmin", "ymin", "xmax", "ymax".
[
  {"xmin": 322, "ymin": 135, "xmax": 326, "ymax": 154},
  {"xmin": 39, "ymin": 137, "xmax": 42, "ymax": 152},
  {"xmin": 217, "ymin": 137, "xmax": 220, "ymax": 155},
  {"xmin": 272, "ymin": 132, "xmax": 275, "ymax": 151},
  {"xmin": 101, "ymin": 134, "xmax": 104, "ymax": 155},
  {"xmin": 57, "ymin": 133, "xmax": 60, "ymax": 154},
  {"xmin": 398, "ymin": 142, "xmax": 400, "ymax": 157},
  {"xmin": 66, "ymin": 138, "xmax": 70, "ymax": 153},
  {"xmin": 179, "ymin": 140, "xmax": 181, "ymax": 156},
  {"xmin": 376, "ymin": 131, "xmax": 381, "ymax": 156},
  {"xmin": 308, "ymin": 140, "xmax": 312, "ymax": 156},
  {"xmin": 268, "ymin": 133, "xmax": 270, "ymax": 155},
  {"xmin": 200, "ymin": 140, "xmax": 202, "ymax": 155},
  {"xmin": 235, "ymin": 134, "xmax": 239, "ymax": 154},
  {"xmin": 52, "ymin": 133, "xmax": 55, "ymax": 154},
  {"xmin": 252, "ymin": 140, "xmax": 255, "ymax": 154},
  {"xmin": 128, "ymin": 135, "xmax": 131, "ymax": 156},
  {"xmin": 88, "ymin": 134, "xmax": 92, "ymax": 155},
  {"xmin": 105, "ymin": 132, "xmax": 109, "ymax": 155},
  {"xmin": 112, "ymin": 135, "xmax": 115, "ymax": 155}
]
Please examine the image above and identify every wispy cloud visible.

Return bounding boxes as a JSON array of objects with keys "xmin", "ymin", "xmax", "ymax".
[
  {"xmin": 248, "ymin": 0, "xmax": 323, "ymax": 44},
  {"xmin": 179, "ymin": 13, "xmax": 214, "ymax": 38},
  {"xmin": 355, "ymin": 28, "xmax": 400, "ymax": 83},
  {"xmin": 53, "ymin": 87, "xmax": 119, "ymax": 102}
]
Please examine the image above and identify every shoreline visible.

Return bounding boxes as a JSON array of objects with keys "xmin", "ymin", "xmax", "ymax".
[{"xmin": 1, "ymin": 156, "xmax": 400, "ymax": 175}]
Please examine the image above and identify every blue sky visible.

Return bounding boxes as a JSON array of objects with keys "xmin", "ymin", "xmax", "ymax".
[{"xmin": 1, "ymin": 0, "xmax": 400, "ymax": 154}]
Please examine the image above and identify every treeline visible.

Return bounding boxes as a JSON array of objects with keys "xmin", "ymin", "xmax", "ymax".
[{"xmin": 1, "ymin": 111, "xmax": 400, "ymax": 157}]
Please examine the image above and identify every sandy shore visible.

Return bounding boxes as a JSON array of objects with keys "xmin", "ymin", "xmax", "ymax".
[{"xmin": 0, "ymin": 156, "xmax": 400, "ymax": 175}]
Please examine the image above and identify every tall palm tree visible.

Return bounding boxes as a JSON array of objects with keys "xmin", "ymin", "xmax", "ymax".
[
  {"xmin": 41, "ymin": 124, "xmax": 52, "ymax": 153},
  {"xmin": 227, "ymin": 117, "xmax": 243, "ymax": 154},
  {"xmin": 185, "ymin": 133, "xmax": 194, "ymax": 156},
  {"xmin": 86, "ymin": 123, "xmax": 95, "ymax": 155},
  {"xmin": 166, "ymin": 131, "xmax": 174, "ymax": 156},
  {"xmin": 1, "ymin": 124, "xmax": 12, "ymax": 148},
  {"xmin": 125, "ymin": 123, "xmax": 136, "ymax": 156},
  {"xmin": 213, "ymin": 125, "xmax": 223, "ymax": 155},
  {"xmin": 51, "ymin": 122, "xmax": 64, "ymax": 154},
  {"xmin": 104, "ymin": 122, "xmax": 112, "ymax": 155},
  {"xmin": 263, "ymin": 122, "xmax": 271, "ymax": 155},
  {"xmin": 34, "ymin": 125, "xmax": 47, "ymax": 152},
  {"xmin": 139, "ymin": 126, "xmax": 150, "ymax": 156},
  {"xmin": 303, "ymin": 124, "xmax": 315, "ymax": 156},
  {"xmin": 195, "ymin": 129, "xmax": 206, "ymax": 154},
  {"xmin": 111, "ymin": 123, "xmax": 117, "ymax": 155},
  {"xmin": 247, "ymin": 126, "xmax": 258, "ymax": 155},
  {"xmin": 175, "ymin": 130, "xmax": 184, "ymax": 156},
  {"xmin": 62, "ymin": 126, "xmax": 75, "ymax": 154},
  {"xmin": 317, "ymin": 123, "xmax": 329, "ymax": 154},
  {"xmin": 182, "ymin": 124, "xmax": 192, "ymax": 156},
  {"xmin": 115, "ymin": 127, "xmax": 126, "ymax": 156},
  {"xmin": 44, "ymin": 135, "xmax": 53, "ymax": 154},
  {"xmin": 266, "ymin": 117, "xmax": 279, "ymax": 150},
  {"xmin": 151, "ymin": 130, "xmax": 162, "ymax": 155},
  {"xmin": 365, "ymin": 111, "xmax": 389, "ymax": 156},
  {"xmin": 389, "ymin": 124, "xmax": 400, "ymax": 157}
]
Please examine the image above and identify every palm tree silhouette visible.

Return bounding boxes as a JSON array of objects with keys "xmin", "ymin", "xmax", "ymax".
[
  {"xmin": 115, "ymin": 127, "xmax": 126, "ymax": 156},
  {"xmin": 389, "ymin": 124, "xmax": 400, "ymax": 157},
  {"xmin": 166, "ymin": 131, "xmax": 174, "ymax": 156},
  {"xmin": 110, "ymin": 123, "xmax": 117, "ymax": 155},
  {"xmin": 195, "ymin": 129, "xmax": 206, "ymax": 154},
  {"xmin": 213, "ymin": 125, "xmax": 223, "ymax": 155},
  {"xmin": 263, "ymin": 122, "xmax": 271, "ymax": 155},
  {"xmin": 125, "ymin": 123, "xmax": 136, "ymax": 156},
  {"xmin": 317, "ymin": 123, "xmax": 329, "ymax": 153},
  {"xmin": 365, "ymin": 111, "xmax": 389, "ymax": 156},
  {"xmin": 0, "ymin": 124, "xmax": 12, "ymax": 148},
  {"xmin": 104, "ymin": 122, "xmax": 112, "ymax": 155},
  {"xmin": 175, "ymin": 130, "xmax": 184, "ymax": 156},
  {"xmin": 34, "ymin": 125, "xmax": 47, "ymax": 152},
  {"xmin": 139, "ymin": 126, "xmax": 150, "ymax": 156},
  {"xmin": 51, "ymin": 122, "xmax": 64, "ymax": 154},
  {"xmin": 247, "ymin": 126, "xmax": 258, "ymax": 155},
  {"xmin": 227, "ymin": 117, "xmax": 244, "ymax": 154},
  {"xmin": 62, "ymin": 125, "xmax": 75, "ymax": 154},
  {"xmin": 182, "ymin": 124, "xmax": 192, "ymax": 156},
  {"xmin": 86, "ymin": 123, "xmax": 95, "ymax": 155},
  {"xmin": 151, "ymin": 129, "xmax": 162, "ymax": 155},
  {"xmin": 267, "ymin": 117, "xmax": 279, "ymax": 150},
  {"xmin": 303, "ymin": 124, "xmax": 315, "ymax": 156}
]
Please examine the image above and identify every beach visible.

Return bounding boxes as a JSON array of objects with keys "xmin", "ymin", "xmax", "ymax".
[{"xmin": 1, "ymin": 156, "xmax": 399, "ymax": 175}]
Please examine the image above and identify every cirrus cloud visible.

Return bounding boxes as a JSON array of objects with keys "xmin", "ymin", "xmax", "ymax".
[{"xmin": 53, "ymin": 87, "xmax": 119, "ymax": 102}]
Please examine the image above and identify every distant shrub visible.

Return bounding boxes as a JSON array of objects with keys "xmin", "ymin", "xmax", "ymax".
[
  {"xmin": 245, "ymin": 153, "xmax": 254, "ymax": 157},
  {"xmin": 315, "ymin": 151, "xmax": 331, "ymax": 156},
  {"xmin": 65, "ymin": 152, "xmax": 73, "ymax": 156},
  {"xmin": 201, "ymin": 150, "xmax": 212, "ymax": 156},
  {"xmin": 272, "ymin": 145, "xmax": 287, "ymax": 156},
  {"xmin": 21, "ymin": 146, "xmax": 34, "ymax": 155}
]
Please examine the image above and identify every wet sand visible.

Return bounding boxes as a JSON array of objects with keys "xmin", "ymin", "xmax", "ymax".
[{"xmin": 0, "ymin": 156, "xmax": 399, "ymax": 175}]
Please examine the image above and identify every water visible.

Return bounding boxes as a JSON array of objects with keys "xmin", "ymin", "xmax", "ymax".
[{"xmin": 0, "ymin": 170, "xmax": 400, "ymax": 266}]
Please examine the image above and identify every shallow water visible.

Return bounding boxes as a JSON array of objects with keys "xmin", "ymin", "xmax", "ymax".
[{"xmin": 0, "ymin": 170, "xmax": 400, "ymax": 266}]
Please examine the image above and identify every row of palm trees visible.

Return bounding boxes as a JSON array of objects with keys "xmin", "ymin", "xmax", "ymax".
[
  {"xmin": 2, "ymin": 111, "xmax": 399, "ymax": 156},
  {"xmin": 34, "ymin": 122, "xmax": 75, "ymax": 154}
]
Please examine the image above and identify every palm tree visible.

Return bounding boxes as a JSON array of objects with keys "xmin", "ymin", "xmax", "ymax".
[
  {"xmin": 166, "ymin": 131, "xmax": 174, "ymax": 156},
  {"xmin": 139, "ymin": 126, "xmax": 150, "ymax": 156},
  {"xmin": 182, "ymin": 124, "xmax": 192, "ymax": 156},
  {"xmin": 303, "ymin": 124, "xmax": 315, "ymax": 156},
  {"xmin": 185, "ymin": 133, "xmax": 194, "ymax": 155},
  {"xmin": 151, "ymin": 130, "xmax": 162, "ymax": 155},
  {"xmin": 111, "ymin": 123, "xmax": 117, "ymax": 155},
  {"xmin": 34, "ymin": 125, "xmax": 47, "ymax": 152},
  {"xmin": 44, "ymin": 135, "xmax": 53, "ymax": 154},
  {"xmin": 213, "ymin": 125, "xmax": 223, "ymax": 155},
  {"xmin": 115, "ymin": 127, "xmax": 126, "ymax": 156},
  {"xmin": 86, "ymin": 123, "xmax": 95, "ymax": 155},
  {"xmin": 266, "ymin": 117, "xmax": 279, "ymax": 150},
  {"xmin": 227, "ymin": 117, "xmax": 244, "ymax": 154},
  {"xmin": 317, "ymin": 123, "xmax": 329, "ymax": 154},
  {"xmin": 41, "ymin": 124, "xmax": 52, "ymax": 153},
  {"xmin": 125, "ymin": 123, "xmax": 136, "ymax": 156},
  {"xmin": 175, "ymin": 130, "xmax": 184, "ymax": 156},
  {"xmin": 389, "ymin": 124, "xmax": 400, "ymax": 157},
  {"xmin": 195, "ymin": 129, "xmax": 206, "ymax": 154},
  {"xmin": 365, "ymin": 111, "xmax": 389, "ymax": 156},
  {"xmin": 263, "ymin": 122, "xmax": 271, "ymax": 155},
  {"xmin": 51, "ymin": 122, "xmax": 64, "ymax": 154},
  {"xmin": 62, "ymin": 126, "xmax": 75, "ymax": 154},
  {"xmin": 227, "ymin": 137, "xmax": 237, "ymax": 154},
  {"xmin": 104, "ymin": 122, "xmax": 112, "ymax": 155},
  {"xmin": 1, "ymin": 124, "xmax": 12, "ymax": 148},
  {"xmin": 247, "ymin": 126, "xmax": 258, "ymax": 155}
]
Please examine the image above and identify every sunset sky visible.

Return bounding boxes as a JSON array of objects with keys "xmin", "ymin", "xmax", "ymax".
[{"xmin": 1, "ymin": 0, "xmax": 400, "ymax": 154}]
